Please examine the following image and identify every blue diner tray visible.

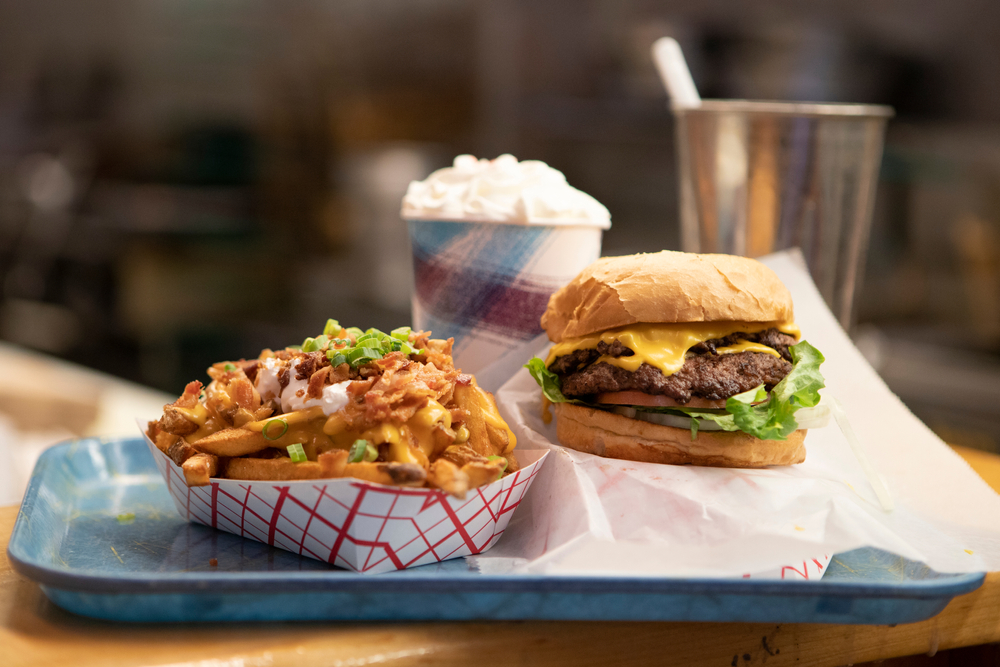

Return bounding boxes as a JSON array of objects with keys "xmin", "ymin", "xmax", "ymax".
[{"xmin": 7, "ymin": 437, "xmax": 985, "ymax": 624}]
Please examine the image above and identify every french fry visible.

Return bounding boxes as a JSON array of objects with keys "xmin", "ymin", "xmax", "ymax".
[
  {"xmin": 349, "ymin": 462, "xmax": 426, "ymax": 486},
  {"xmin": 439, "ymin": 444, "xmax": 489, "ymax": 468},
  {"xmin": 147, "ymin": 421, "xmax": 179, "ymax": 454},
  {"xmin": 183, "ymin": 453, "xmax": 217, "ymax": 486},
  {"xmin": 452, "ymin": 383, "xmax": 492, "ymax": 458},
  {"xmin": 461, "ymin": 460, "xmax": 505, "ymax": 490},
  {"xmin": 316, "ymin": 451, "xmax": 426, "ymax": 486},
  {"xmin": 427, "ymin": 458, "xmax": 469, "ymax": 499},
  {"xmin": 431, "ymin": 424, "xmax": 456, "ymax": 457},
  {"xmin": 192, "ymin": 427, "xmax": 271, "ymax": 457},
  {"xmin": 160, "ymin": 405, "xmax": 200, "ymax": 436},
  {"xmin": 167, "ymin": 439, "xmax": 199, "ymax": 467},
  {"xmin": 485, "ymin": 424, "xmax": 510, "ymax": 456},
  {"xmin": 232, "ymin": 407, "xmax": 256, "ymax": 428},
  {"xmin": 224, "ymin": 457, "xmax": 323, "ymax": 481},
  {"xmin": 318, "ymin": 449, "xmax": 348, "ymax": 477}
]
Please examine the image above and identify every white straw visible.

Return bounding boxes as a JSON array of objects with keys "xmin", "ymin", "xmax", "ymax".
[
  {"xmin": 829, "ymin": 396, "xmax": 894, "ymax": 512},
  {"xmin": 651, "ymin": 37, "xmax": 702, "ymax": 110}
]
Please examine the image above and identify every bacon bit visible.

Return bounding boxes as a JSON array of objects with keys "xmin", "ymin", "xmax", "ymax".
[
  {"xmin": 240, "ymin": 359, "xmax": 260, "ymax": 383},
  {"xmin": 306, "ymin": 365, "xmax": 333, "ymax": 399},
  {"xmin": 209, "ymin": 558, "xmax": 218, "ymax": 567},
  {"xmin": 228, "ymin": 377, "xmax": 261, "ymax": 411},
  {"xmin": 455, "ymin": 374, "xmax": 473, "ymax": 386},
  {"xmin": 175, "ymin": 381, "xmax": 203, "ymax": 409},
  {"xmin": 410, "ymin": 331, "xmax": 455, "ymax": 370},
  {"xmin": 337, "ymin": 352, "xmax": 460, "ymax": 431},
  {"xmin": 348, "ymin": 378, "xmax": 376, "ymax": 397},
  {"xmin": 330, "ymin": 362, "xmax": 352, "ymax": 383},
  {"xmin": 295, "ymin": 351, "xmax": 328, "ymax": 380}
]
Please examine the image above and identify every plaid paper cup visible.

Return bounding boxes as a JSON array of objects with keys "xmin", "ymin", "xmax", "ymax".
[
  {"xmin": 408, "ymin": 219, "xmax": 603, "ymax": 373},
  {"xmin": 143, "ymin": 434, "xmax": 548, "ymax": 574}
]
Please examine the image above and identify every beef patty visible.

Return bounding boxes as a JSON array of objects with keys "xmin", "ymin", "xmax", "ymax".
[{"xmin": 549, "ymin": 328, "xmax": 796, "ymax": 405}]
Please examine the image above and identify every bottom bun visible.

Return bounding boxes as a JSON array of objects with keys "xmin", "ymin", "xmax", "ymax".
[{"xmin": 553, "ymin": 403, "xmax": 806, "ymax": 468}]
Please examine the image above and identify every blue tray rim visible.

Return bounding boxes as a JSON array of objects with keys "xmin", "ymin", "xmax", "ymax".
[{"xmin": 7, "ymin": 437, "xmax": 988, "ymax": 602}]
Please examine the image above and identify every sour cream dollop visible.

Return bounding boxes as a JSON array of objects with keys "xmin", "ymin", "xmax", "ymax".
[
  {"xmin": 255, "ymin": 358, "xmax": 351, "ymax": 417},
  {"xmin": 401, "ymin": 154, "xmax": 611, "ymax": 228}
]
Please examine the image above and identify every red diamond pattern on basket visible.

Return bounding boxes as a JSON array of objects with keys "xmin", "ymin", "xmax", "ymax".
[{"xmin": 147, "ymin": 439, "xmax": 546, "ymax": 574}]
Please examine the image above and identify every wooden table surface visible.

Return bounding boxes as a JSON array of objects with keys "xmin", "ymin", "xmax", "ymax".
[{"xmin": 4, "ymin": 445, "xmax": 999, "ymax": 667}]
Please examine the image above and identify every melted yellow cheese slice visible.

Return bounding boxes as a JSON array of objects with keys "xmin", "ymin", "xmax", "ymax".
[
  {"xmin": 545, "ymin": 321, "xmax": 798, "ymax": 376},
  {"xmin": 715, "ymin": 341, "xmax": 782, "ymax": 358}
]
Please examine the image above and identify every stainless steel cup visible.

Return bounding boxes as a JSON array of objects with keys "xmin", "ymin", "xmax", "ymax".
[{"xmin": 675, "ymin": 100, "xmax": 893, "ymax": 327}]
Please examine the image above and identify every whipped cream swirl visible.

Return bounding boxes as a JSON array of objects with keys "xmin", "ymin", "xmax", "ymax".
[{"xmin": 401, "ymin": 154, "xmax": 610, "ymax": 228}]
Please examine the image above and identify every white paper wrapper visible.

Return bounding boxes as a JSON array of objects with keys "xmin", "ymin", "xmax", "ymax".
[
  {"xmin": 474, "ymin": 249, "xmax": 1000, "ymax": 578},
  {"xmin": 142, "ymin": 431, "xmax": 547, "ymax": 574}
]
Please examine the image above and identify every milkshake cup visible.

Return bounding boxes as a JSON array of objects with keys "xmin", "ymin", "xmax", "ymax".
[{"xmin": 403, "ymin": 155, "xmax": 610, "ymax": 373}]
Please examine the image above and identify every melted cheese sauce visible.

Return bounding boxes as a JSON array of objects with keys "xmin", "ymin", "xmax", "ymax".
[
  {"xmin": 175, "ymin": 403, "xmax": 227, "ymax": 442},
  {"xmin": 319, "ymin": 399, "xmax": 455, "ymax": 466},
  {"xmin": 545, "ymin": 321, "xmax": 798, "ymax": 376}
]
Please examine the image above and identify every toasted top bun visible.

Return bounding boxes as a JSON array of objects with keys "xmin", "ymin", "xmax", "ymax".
[{"xmin": 541, "ymin": 251, "xmax": 794, "ymax": 342}]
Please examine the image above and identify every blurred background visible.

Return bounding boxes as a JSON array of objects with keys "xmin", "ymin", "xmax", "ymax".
[{"xmin": 0, "ymin": 0, "xmax": 999, "ymax": 456}]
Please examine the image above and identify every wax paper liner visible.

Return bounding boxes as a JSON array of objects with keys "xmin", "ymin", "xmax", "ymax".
[{"xmin": 142, "ymin": 432, "xmax": 547, "ymax": 574}]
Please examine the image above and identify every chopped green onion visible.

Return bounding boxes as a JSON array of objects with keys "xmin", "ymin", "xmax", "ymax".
[
  {"xmin": 365, "ymin": 444, "xmax": 378, "ymax": 461},
  {"xmin": 332, "ymin": 338, "xmax": 350, "ymax": 346},
  {"xmin": 348, "ymin": 439, "xmax": 370, "ymax": 463},
  {"xmin": 224, "ymin": 363, "xmax": 236, "ymax": 371},
  {"xmin": 346, "ymin": 327, "xmax": 364, "ymax": 339},
  {"xmin": 287, "ymin": 344, "xmax": 302, "ymax": 351},
  {"xmin": 357, "ymin": 331, "xmax": 390, "ymax": 346},
  {"xmin": 399, "ymin": 342, "xmax": 417, "ymax": 355},
  {"xmin": 390, "ymin": 326, "xmax": 411, "ymax": 341},
  {"xmin": 117, "ymin": 513, "xmax": 135, "ymax": 524},
  {"xmin": 314, "ymin": 335, "xmax": 329, "ymax": 350},
  {"xmin": 487, "ymin": 455, "xmax": 508, "ymax": 480},
  {"xmin": 323, "ymin": 319, "xmax": 341, "ymax": 336},
  {"xmin": 302, "ymin": 337, "xmax": 318, "ymax": 352},
  {"xmin": 346, "ymin": 347, "xmax": 383, "ymax": 364},
  {"xmin": 287, "ymin": 443, "xmax": 307, "ymax": 463},
  {"xmin": 262, "ymin": 418, "xmax": 289, "ymax": 440},
  {"xmin": 487, "ymin": 455, "xmax": 508, "ymax": 472},
  {"xmin": 327, "ymin": 352, "xmax": 348, "ymax": 367}
]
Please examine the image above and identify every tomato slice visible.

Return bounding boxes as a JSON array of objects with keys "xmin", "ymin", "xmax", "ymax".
[{"xmin": 594, "ymin": 391, "xmax": 728, "ymax": 409}]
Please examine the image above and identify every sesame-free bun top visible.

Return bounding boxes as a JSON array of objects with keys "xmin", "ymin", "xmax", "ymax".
[{"xmin": 541, "ymin": 251, "xmax": 794, "ymax": 342}]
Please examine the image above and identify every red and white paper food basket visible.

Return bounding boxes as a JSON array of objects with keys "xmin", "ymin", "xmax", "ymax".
[{"xmin": 143, "ymin": 435, "xmax": 547, "ymax": 574}]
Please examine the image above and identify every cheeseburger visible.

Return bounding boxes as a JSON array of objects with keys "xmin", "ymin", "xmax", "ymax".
[{"xmin": 526, "ymin": 251, "xmax": 826, "ymax": 468}]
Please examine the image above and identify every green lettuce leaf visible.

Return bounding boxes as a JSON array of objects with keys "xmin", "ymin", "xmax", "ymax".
[
  {"xmin": 524, "ymin": 340, "xmax": 826, "ymax": 442},
  {"xmin": 524, "ymin": 357, "xmax": 580, "ymax": 405},
  {"xmin": 724, "ymin": 341, "xmax": 826, "ymax": 440}
]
